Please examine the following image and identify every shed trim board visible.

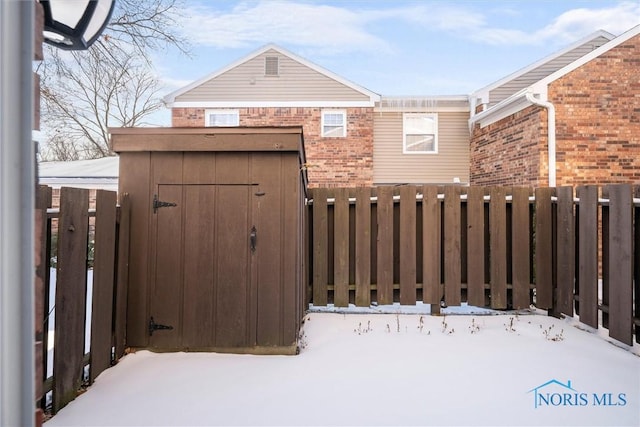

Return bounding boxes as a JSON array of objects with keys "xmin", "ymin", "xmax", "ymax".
[{"xmin": 111, "ymin": 127, "xmax": 307, "ymax": 355}]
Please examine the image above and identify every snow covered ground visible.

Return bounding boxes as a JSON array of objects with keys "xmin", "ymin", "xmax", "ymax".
[{"xmin": 46, "ymin": 308, "xmax": 639, "ymax": 427}]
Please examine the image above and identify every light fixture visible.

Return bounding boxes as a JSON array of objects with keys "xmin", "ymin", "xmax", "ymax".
[{"xmin": 39, "ymin": 0, "xmax": 115, "ymax": 50}]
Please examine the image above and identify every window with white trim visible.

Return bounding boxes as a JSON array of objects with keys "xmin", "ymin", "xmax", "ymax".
[
  {"xmin": 403, "ymin": 113, "xmax": 438, "ymax": 154},
  {"xmin": 321, "ymin": 110, "xmax": 346, "ymax": 137},
  {"xmin": 205, "ymin": 109, "xmax": 239, "ymax": 127}
]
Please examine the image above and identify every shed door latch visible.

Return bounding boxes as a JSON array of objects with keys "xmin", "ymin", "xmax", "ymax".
[
  {"xmin": 153, "ymin": 194, "xmax": 177, "ymax": 213},
  {"xmin": 149, "ymin": 316, "xmax": 174, "ymax": 336}
]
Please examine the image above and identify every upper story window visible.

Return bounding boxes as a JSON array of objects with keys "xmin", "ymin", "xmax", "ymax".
[
  {"xmin": 321, "ymin": 110, "xmax": 346, "ymax": 138},
  {"xmin": 205, "ymin": 109, "xmax": 239, "ymax": 127},
  {"xmin": 265, "ymin": 56, "xmax": 279, "ymax": 76},
  {"xmin": 403, "ymin": 113, "xmax": 438, "ymax": 154}
]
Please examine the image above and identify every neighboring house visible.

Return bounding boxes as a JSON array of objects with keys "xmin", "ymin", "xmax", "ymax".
[
  {"xmin": 38, "ymin": 156, "xmax": 119, "ymax": 207},
  {"xmin": 163, "ymin": 44, "xmax": 471, "ymax": 187},
  {"xmin": 163, "ymin": 25, "xmax": 638, "ymax": 189},
  {"xmin": 469, "ymin": 25, "xmax": 640, "ymax": 187}
]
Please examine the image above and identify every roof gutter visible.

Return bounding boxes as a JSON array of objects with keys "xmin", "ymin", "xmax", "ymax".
[{"xmin": 525, "ymin": 92, "xmax": 556, "ymax": 187}]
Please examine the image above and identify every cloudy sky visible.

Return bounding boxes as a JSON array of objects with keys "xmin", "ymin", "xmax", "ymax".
[{"xmin": 151, "ymin": 0, "xmax": 640, "ymax": 123}]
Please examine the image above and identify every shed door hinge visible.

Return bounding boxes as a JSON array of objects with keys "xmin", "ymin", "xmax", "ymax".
[
  {"xmin": 149, "ymin": 317, "xmax": 174, "ymax": 336},
  {"xmin": 153, "ymin": 194, "xmax": 177, "ymax": 213}
]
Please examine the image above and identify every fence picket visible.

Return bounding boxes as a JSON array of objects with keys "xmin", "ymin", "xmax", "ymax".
[
  {"xmin": 376, "ymin": 186, "xmax": 394, "ymax": 305},
  {"xmin": 606, "ymin": 184, "xmax": 633, "ymax": 345},
  {"xmin": 422, "ymin": 186, "xmax": 441, "ymax": 306},
  {"xmin": 399, "ymin": 186, "xmax": 417, "ymax": 305},
  {"xmin": 577, "ymin": 186, "xmax": 599, "ymax": 328},
  {"xmin": 355, "ymin": 187, "xmax": 371, "ymax": 306},
  {"xmin": 512, "ymin": 187, "xmax": 531, "ymax": 309},
  {"xmin": 53, "ymin": 187, "xmax": 89, "ymax": 413},
  {"xmin": 115, "ymin": 194, "xmax": 131, "ymax": 359},
  {"xmin": 489, "ymin": 187, "xmax": 507, "ymax": 309},
  {"xmin": 635, "ymin": 186, "xmax": 640, "ymax": 344},
  {"xmin": 444, "ymin": 186, "xmax": 461, "ymax": 307},
  {"xmin": 556, "ymin": 186, "xmax": 575, "ymax": 316},
  {"xmin": 312, "ymin": 188, "xmax": 329, "ymax": 306},
  {"xmin": 90, "ymin": 190, "xmax": 117, "ymax": 383},
  {"xmin": 535, "ymin": 187, "xmax": 554, "ymax": 309},
  {"xmin": 333, "ymin": 188, "xmax": 350, "ymax": 307},
  {"xmin": 466, "ymin": 186, "xmax": 485, "ymax": 307}
]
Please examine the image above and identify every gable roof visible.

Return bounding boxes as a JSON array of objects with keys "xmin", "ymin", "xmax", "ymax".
[
  {"xmin": 163, "ymin": 44, "xmax": 380, "ymax": 107},
  {"xmin": 470, "ymin": 24, "xmax": 640, "ymax": 128},
  {"xmin": 471, "ymin": 30, "xmax": 615, "ymax": 105}
]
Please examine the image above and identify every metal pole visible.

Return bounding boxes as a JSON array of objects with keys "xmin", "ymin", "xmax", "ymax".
[{"xmin": 0, "ymin": 0, "xmax": 36, "ymax": 426}]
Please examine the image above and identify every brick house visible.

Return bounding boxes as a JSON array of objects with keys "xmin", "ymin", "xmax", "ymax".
[
  {"xmin": 469, "ymin": 25, "xmax": 640, "ymax": 187},
  {"xmin": 163, "ymin": 45, "xmax": 471, "ymax": 187}
]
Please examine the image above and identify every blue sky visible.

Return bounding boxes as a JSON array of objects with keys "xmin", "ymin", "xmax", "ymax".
[{"xmin": 151, "ymin": 0, "xmax": 640, "ymax": 124}]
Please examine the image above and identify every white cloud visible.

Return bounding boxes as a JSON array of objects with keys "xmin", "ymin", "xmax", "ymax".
[
  {"xmin": 178, "ymin": 1, "xmax": 640, "ymax": 53},
  {"xmin": 180, "ymin": 1, "xmax": 391, "ymax": 54},
  {"xmin": 472, "ymin": 1, "xmax": 640, "ymax": 45}
]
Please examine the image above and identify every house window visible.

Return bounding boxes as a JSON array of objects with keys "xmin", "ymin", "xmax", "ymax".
[
  {"xmin": 321, "ymin": 110, "xmax": 346, "ymax": 137},
  {"xmin": 205, "ymin": 109, "xmax": 239, "ymax": 127},
  {"xmin": 265, "ymin": 56, "xmax": 279, "ymax": 76},
  {"xmin": 403, "ymin": 113, "xmax": 438, "ymax": 154}
]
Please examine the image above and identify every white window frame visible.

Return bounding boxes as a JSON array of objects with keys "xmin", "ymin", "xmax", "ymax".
[
  {"xmin": 205, "ymin": 109, "xmax": 239, "ymax": 127},
  {"xmin": 321, "ymin": 110, "xmax": 347, "ymax": 138},
  {"xmin": 402, "ymin": 113, "xmax": 438, "ymax": 154}
]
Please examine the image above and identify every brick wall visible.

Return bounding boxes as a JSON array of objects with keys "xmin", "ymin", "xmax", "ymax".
[
  {"xmin": 470, "ymin": 105, "xmax": 546, "ymax": 186},
  {"xmin": 550, "ymin": 34, "xmax": 640, "ymax": 186},
  {"xmin": 172, "ymin": 107, "xmax": 374, "ymax": 187}
]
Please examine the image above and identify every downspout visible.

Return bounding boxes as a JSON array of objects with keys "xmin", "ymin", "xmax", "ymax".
[{"xmin": 525, "ymin": 92, "xmax": 556, "ymax": 187}]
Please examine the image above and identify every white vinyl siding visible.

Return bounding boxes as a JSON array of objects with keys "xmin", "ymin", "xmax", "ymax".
[
  {"xmin": 176, "ymin": 50, "xmax": 372, "ymax": 103},
  {"xmin": 488, "ymin": 35, "xmax": 611, "ymax": 105},
  {"xmin": 205, "ymin": 109, "xmax": 239, "ymax": 127},
  {"xmin": 403, "ymin": 114, "xmax": 437, "ymax": 154},
  {"xmin": 322, "ymin": 110, "xmax": 346, "ymax": 137},
  {"xmin": 373, "ymin": 111, "xmax": 469, "ymax": 184}
]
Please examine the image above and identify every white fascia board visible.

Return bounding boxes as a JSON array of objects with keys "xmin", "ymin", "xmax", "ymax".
[
  {"xmin": 468, "ymin": 89, "xmax": 534, "ymax": 128},
  {"xmin": 169, "ymin": 100, "xmax": 376, "ymax": 108},
  {"xmin": 470, "ymin": 29, "xmax": 615, "ymax": 98},
  {"xmin": 374, "ymin": 106, "xmax": 470, "ymax": 113},
  {"xmin": 537, "ymin": 24, "xmax": 640, "ymax": 88},
  {"xmin": 163, "ymin": 43, "xmax": 381, "ymax": 105}
]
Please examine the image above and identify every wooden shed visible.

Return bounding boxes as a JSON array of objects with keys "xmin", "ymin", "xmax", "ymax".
[{"xmin": 110, "ymin": 127, "xmax": 308, "ymax": 355}]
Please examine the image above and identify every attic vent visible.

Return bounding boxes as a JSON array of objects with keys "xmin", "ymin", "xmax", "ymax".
[{"xmin": 265, "ymin": 56, "xmax": 279, "ymax": 76}]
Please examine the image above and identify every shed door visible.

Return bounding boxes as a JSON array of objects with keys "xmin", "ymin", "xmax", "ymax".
[{"xmin": 149, "ymin": 184, "xmax": 255, "ymax": 350}]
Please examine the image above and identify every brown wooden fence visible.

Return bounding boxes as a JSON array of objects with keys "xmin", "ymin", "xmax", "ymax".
[
  {"xmin": 35, "ymin": 186, "xmax": 130, "ymax": 415},
  {"xmin": 308, "ymin": 184, "xmax": 640, "ymax": 346}
]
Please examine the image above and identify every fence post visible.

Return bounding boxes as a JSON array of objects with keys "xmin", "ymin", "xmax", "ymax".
[{"xmin": 355, "ymin": 187, "xmax": 371, "ymax": 307}]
